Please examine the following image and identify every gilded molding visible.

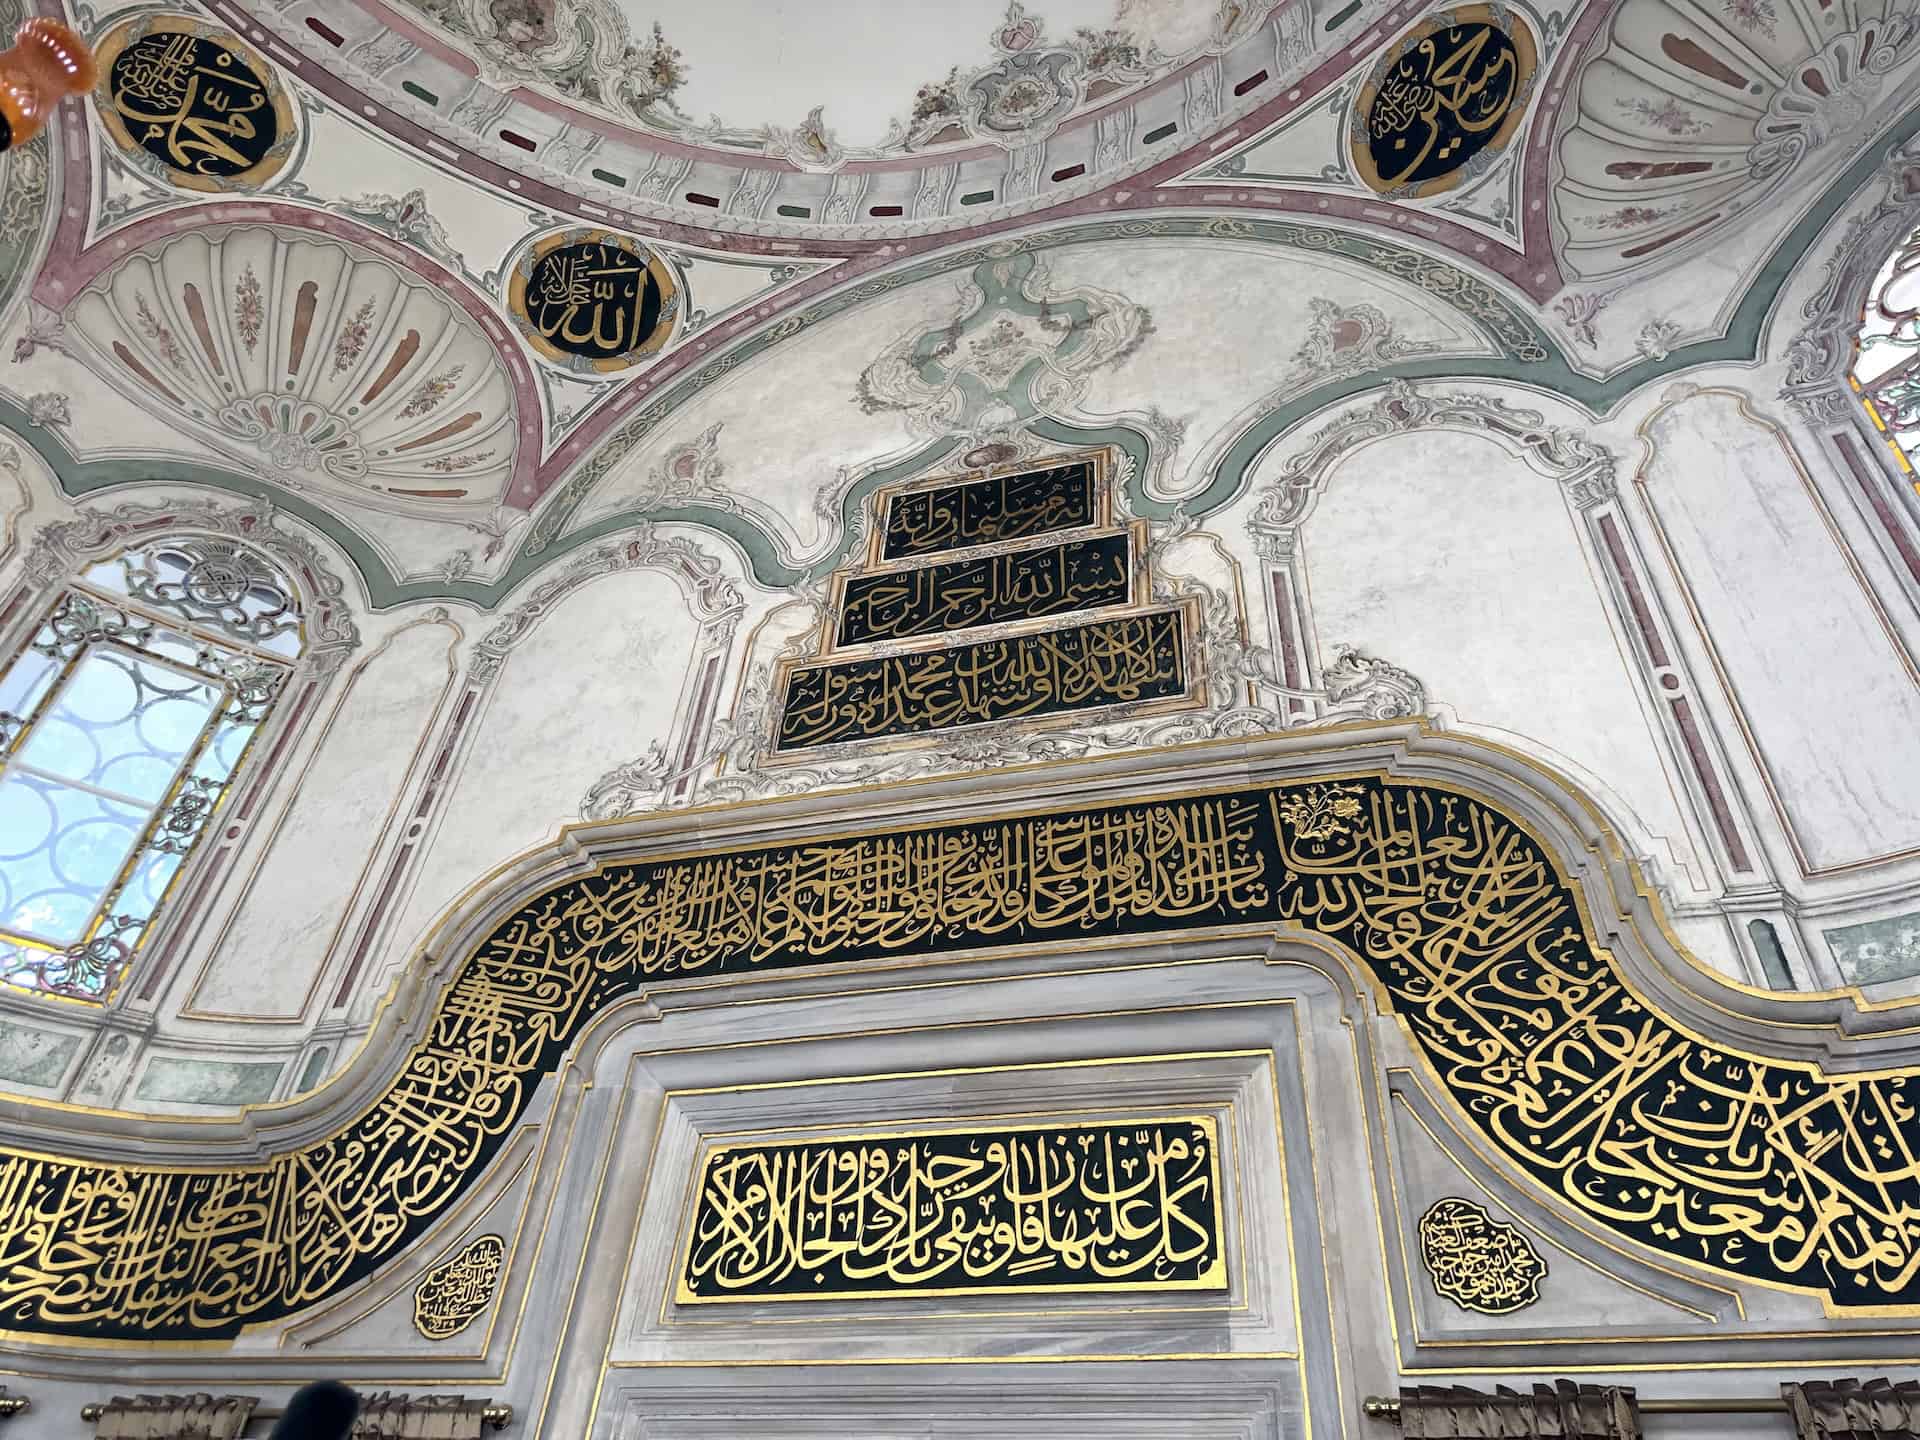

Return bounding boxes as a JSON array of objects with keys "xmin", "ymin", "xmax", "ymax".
[{"xmin": 3, "ymin": 732, "xmax": 1920, "ymax": 1338}]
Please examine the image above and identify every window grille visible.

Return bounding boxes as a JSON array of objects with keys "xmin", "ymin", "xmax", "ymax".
[{"xmin": 0, "ymin": 537, "xmax": 303, "ymax": 1002}]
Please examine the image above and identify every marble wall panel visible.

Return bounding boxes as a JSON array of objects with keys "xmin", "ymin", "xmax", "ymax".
[
  {"xmin": 134, "ymin": 1055, "xmax": 282, "ymax": 1106},
  {"xmin": 383, "ymin": 568, "xmax": 699, "ymax": 1000},
  {"xmin": 181, "ymin": 617, "xmax": 460, "ymax": 1021},
  {"xmin": 0, "ymin": 1019, "xmax": 78, "ymax": 1089},
  {"xmin": 1634, "ymin": 388, "xmax": 1920, "ymax": 874}
]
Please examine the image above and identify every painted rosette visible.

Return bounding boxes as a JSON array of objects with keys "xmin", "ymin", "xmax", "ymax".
[{"xmin": 507, "ymin": 227, "xmax": 681, "ymax": 374}]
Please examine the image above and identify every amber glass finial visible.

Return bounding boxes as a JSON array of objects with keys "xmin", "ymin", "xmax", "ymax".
[{"xmin": 0, "ymin": 19, "xmax": 94, "ymax": 151}]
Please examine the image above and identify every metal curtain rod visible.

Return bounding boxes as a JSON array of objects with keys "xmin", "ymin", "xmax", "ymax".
[{"xmin": 1364, "ymin": 1396, "xmax": 1792, "ymax": 1421}]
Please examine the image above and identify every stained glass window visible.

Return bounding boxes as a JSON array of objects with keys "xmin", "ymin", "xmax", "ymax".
[
  {"xmin": 0, "ymin": 538, "xmax": 302, "ymax": 1002},
  {"xmin": 1851, "ymin": 224, "xmax": 1920, "ymax": 476}
]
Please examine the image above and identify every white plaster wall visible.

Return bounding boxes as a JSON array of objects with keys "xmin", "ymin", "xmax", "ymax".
[
  {"xmin": 1634, "ymin": 388, "xmax": 1920, "ymax": 874},
  {"xmin": 377, "ymin": 569, "xmax": 698, "ymax": 1010},
  {"xmin": 1043, "ymin": 240, "xmax": 1493, "ymax": 491},
  {"xmin": 1297, "ymin": 426, "xmax": 1704, "ymax": 893},
  {"xmin": 574, "ymin": 281, "xmax": 942, "ymax": 558},
  {"xmin": 182, "ymin": 617, "xmax": 461, "ymax": 1021}
]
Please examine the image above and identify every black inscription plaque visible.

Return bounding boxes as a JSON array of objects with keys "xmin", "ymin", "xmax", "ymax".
[
  {"xmin": 107, "ymin": 31, "xmax": 280, "ymax": 180},
  {"xmin": 522, "ymin": 239, "xmax": 667, "ymax": 363},
  {"xmin": 679, "ymin": 1116, "xmax": 1225, "ymax": 1302},
  {"xmin": 881, "ymin": 461, "xmax": 1095, "ymax": 561},
  {"xmin": 837, "ymin": 532, "xmax": 1132, "ymax": 647},
  {"xmin": 777, "ymin": 608, "xmax": 1185, "ymax": 750},
  {"xmin": 1354, "ymin": 9, "xmax": 1536, "ymax": 197}
]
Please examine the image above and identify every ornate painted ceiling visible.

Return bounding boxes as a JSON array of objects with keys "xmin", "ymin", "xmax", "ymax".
[{"xmin": 3, "ymin": 0, "xmax": 1917, "ymax": 610}]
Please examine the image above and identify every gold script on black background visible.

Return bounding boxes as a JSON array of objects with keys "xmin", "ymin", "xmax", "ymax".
[
  {"xmin": 680, "ymin": 1117, "xmax": 1225, "ymax": 1302},
  {"xmin": 3, "ymin": 775, "xmax": 1920, "ymax": 1337}
]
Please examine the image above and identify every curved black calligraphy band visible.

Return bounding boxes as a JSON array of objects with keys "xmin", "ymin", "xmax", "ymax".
[{"xmin": 0, "ymin": 773, "xmax": 1911, "ymax": 1339}]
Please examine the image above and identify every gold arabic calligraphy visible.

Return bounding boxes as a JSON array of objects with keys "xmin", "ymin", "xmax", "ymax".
[
  {"xmin": 681, "ymin": 1119, "xmax": 1224, "ymax": 1300},
  {"xmin": 412, "ymin": 1234, "xmax": 504, "ymax": 1339},
  {"xmin": 837, "ymin": 533, "xmax": 1133, "ymax": 647},
  {"xmin": 0, "ymin": 775, "xmax": 1918, "ymax": 1338},
  {"xmin": 108, "ymin": 32, "xmax": 276, "ymax": 179},
  {"xmin": 882, "ymin": 462, "xmax": 1094, "ymax": 561},
  {"xmin": 779, "ymin": 609, "xmax": 1185, "ymax": 750},
  {"xmin": 525, "ymin": 241, "xmax": 662, "ymax": 361},
  {"xmin": 1417, "ymin": 1197, "xmax": 1545, "ymax": 1314},
  {"xmin": 1363, "ymin": 20, "xmax": 1523, "ymax": 189}
]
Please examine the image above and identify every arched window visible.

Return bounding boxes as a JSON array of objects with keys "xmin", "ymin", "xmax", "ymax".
[
  {"xmin": 0, "ymin": 537, "xmax": 304, "ymax": 1002},
  {"xmin": 1850, "ymin": 223, "xmax": 1920, "ymax": 474}
]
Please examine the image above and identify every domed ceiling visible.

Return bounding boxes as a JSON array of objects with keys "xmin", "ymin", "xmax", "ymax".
[
  {"xmin": 0, "ymin": 0, "xmax": 1911, "ymax": 598},
  {"xmin": 400, "ymin": 0, "xmax": 1239, "ymax": 148}
]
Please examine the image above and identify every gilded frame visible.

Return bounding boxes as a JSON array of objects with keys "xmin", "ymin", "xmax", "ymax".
[
  {"xmin": 506, "ymin": 227, "xmax": 680, "ymax": 374},
  {"xmin": 91, "ymin": 15, "xmax": 297, "ymax": 195},
  {"xmin": 1348, "ymin": 3, "xmax": 1540, "ymax": 199}
]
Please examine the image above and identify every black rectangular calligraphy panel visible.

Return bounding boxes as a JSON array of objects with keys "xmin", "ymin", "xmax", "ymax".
[
  {"xmin": 776, "ymin": 608, "xmax": 1186, "ymax": 751},
  {"xmin": 837, "ymin": 532, "xmax": 1133, "ymax": 647},
  {"xmin": 880, "ymin": 461, "xmax": 1095, "ymax": 561},
  {"xmin": 678, "ymin": 1116, "xmax": 1226, "ymax": 1302}
]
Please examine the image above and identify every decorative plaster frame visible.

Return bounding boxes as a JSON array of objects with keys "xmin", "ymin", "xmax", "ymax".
[
  {"xmin": 1246, "ymin": 380, "xmax": 1802, "ymax": 984},
  {"xmin": 0, "ymin": 496, "xmax": 364, "ymax": 1098}
]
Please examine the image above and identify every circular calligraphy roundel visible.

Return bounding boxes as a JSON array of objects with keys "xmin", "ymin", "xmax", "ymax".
[
  {"xmin": 507, "ymin": 228, "xmax": 681, "ymax": 374},
  {"xmin": 1350, "ymin": 5, "xmax": 1538, "ymax": 199},
  {"xmin": 92, "ymin": 16, "xmax": 295, "ymax": 193}
]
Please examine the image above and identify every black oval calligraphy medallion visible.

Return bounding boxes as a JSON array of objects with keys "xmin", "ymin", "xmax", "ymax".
[
  {"xmin": 94, "ymin": 17, "xmax": 294, "ymax": 192},
  {"xmin": 508, "ymin": 228, "xmax": 680, "ymax": 373},
  {"xmin": 1351, "ymin": 6, "xmax": 1537, "ymax": 198}
]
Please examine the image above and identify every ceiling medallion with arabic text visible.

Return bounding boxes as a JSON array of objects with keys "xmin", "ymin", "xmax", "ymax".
[
  {"xmin": 507, "ymin": 227, "xmax": 680, "ymax": 374},
  {"xmin": 1350, "ymin": 5, "xmax": 1538, "ymax": 198},
  {"xmin": 93, "ymin": 15, "xmax": 295, "ymax": 192}
]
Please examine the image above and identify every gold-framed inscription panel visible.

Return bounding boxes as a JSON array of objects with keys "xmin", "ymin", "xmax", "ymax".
[
  {"xmin": 675, "ymin": 1114, "xmax": 1228, "ymax": 1305},
  {"xmin": 17, "ymin": 752, "xmax": 1920, "ymax": 1342},
  {"xmin": 822, "ymin": 521, "xmax": 1150, "ymax": 655},
  {"xmin": 92, "ymin": 16, "xmax": 297, "ymax": 194},
  {"xmin": 864, "ymin": 451, "xmax": 1112, "ymax": 570}
]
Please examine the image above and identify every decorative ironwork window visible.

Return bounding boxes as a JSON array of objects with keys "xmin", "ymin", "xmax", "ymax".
[
  {"xmin": 1851, "ymin": 224, "xmax": 1920, "ymax": 475},
  {"xmin": 0, "ymin": 538, "xmax": 302, "ymax": 1002}
]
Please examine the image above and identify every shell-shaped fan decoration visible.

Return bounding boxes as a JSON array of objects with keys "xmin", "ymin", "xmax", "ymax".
[
  {"xmin": 1554, "ymin": 0, "xmax": 1920, "ymax": 279},
  {"xmin": 65, "ymin": 226, "xmax": 519, "ymax": 519}
]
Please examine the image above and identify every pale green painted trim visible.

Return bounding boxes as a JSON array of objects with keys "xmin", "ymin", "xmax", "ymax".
[{"xmin": 21, "ymin": 102, "xmax": 1917, "ymax": 604}]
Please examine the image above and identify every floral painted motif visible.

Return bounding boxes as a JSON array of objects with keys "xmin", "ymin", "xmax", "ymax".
[
  {"xmin": 424, "ymin": 449, "xmax": 494, "ymax": 473},
  {"xmin": 331, "ymin": 296, "xmax": 377, "ymax": 376},
  {"xmin": 1722, "ymin": 0, "xmax": 1778, "ymax": 35},
  {"xmin": 1635, "ymin": 319, "xmax": 1684, "ymax": 360},
  {"xmin": 409, "ymin": 1, "xmax": 686, "ymax": 123},
  {"xmin": 1276, "ymin": 784, "xmax": 1365, "ymax": 841},
  {"xmin": 1554, "ymin": 291, "xmax": 1610, "ymax": 349},
  {"xmin": 911, "ymin": 67, "xmax": 964, "ymax": 127},
  {"xmin": 234, "ymin": 266, "xmax": 263, "ymax": 355},
  {"xmin": 1581, "ymin": 205, "xmax": 1677, "ymax": 231},
  {"xmin": 1616, "ymin": 96, "xmax": 1707, "ymax": 136},
  {"xmin": 1073, "ymin": 26, "xmax": 1145, "ymax": 74},
  {"xmin": 400, "ymin": 364, "xmax": 466, "ymax": 419},
  {"xmin": 135, "ymin": 294, "xmax": 185, "ymax": 370},
  {"xmin": 25, "ymin": 392, "xmax": 69, "ymax": 428}
]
